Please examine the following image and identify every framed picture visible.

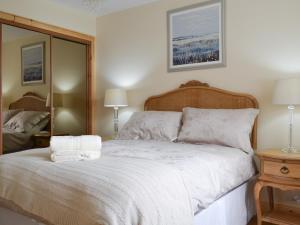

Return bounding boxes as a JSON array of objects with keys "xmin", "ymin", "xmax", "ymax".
[
  {"xmin": 21, "ymin": 42, "xmax": 45, "ymax": 85},
  {"xmin": 168, "ymin": 0, "xmax": 225, "ymax": 72}
]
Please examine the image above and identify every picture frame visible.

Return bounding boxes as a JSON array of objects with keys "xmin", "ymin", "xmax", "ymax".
[
  {"xmin": 167, "ymin": 0, "xmax": 225, "ymax": 72},
  {"xmin": 21, "ymin": 42, "xmax": 45, "ymax": 85}
]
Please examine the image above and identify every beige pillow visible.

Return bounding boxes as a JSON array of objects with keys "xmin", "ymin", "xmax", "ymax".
[
  {"xmin": 178, "ymin": 108, "xmax": 259, "ymax": 153},
  {"xmin": 30, "ymin": 118, "xmax": 50, "ymax": 134},
  {"xmin": 2, "ymin": 109, "xmax": 23, "ymax": 125},
  {"xmin": 4, "ymin": 111, "xmax": 50, "ymax": 133},
  {"xmin": 117, "ymin": 111, "xmax": 182, "ymax": 142}
]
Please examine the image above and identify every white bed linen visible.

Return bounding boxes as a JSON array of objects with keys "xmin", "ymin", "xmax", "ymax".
[
  {"xmin": 102, "ymin": 140, "xmax": 255, "ymax": 212},
  {"xmin": 0, "ymin": 140, "xmax": 255, "ymax": 225},
  {"xmin": 2, "ymin": 128, "xmax": 33, "ymax": 153},
  {"xmin": 0, "ymin": 180, "xmax": 256, "ymax": 225},
  {"xmin": 194, "ymin": 179, "xmax": 256, "ymax": 225}
]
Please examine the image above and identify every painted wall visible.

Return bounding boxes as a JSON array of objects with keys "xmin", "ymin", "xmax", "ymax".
[
  {"xmin": 96, "ymin": 0, "xmax": 300, "ymax": 149},
  {"xmin": 2, "ymin": 34, "xmax": 50, "ymax": 110},
  {"xmin": 0, "ymin": 0, "xmax": 96, "ymax": 36},
  {"xmin": 52, "ymin": 38, "xmax": 87, "ymax": 136},
  {"xmin": 96, "ymin": 0, "xmax": 300, "ymax": 206}
]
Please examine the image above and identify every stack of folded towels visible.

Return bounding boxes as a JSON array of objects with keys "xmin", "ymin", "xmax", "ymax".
[{"xmin": 50, "ymin": 135, "xmax": 102, "ymax": 162}]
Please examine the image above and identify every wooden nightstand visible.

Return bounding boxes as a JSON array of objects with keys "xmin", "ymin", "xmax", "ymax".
[
  {"xmin": 255, "ymin": 149, "xmax": 300, "ymax": 225},
  {"xmin": 33, "ymin": 132, "xmax": 51, "ymax": 148}
]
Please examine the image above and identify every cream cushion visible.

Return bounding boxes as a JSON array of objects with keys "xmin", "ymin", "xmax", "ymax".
[
  {"xmin": 2, "ymin": 109, "xmax": 23, "ymax": 125},
  {"xmin": 4, "ymin": 111, "xmax": 49, "ymax": 132},
  {"xmin": 117, "ymin": 111, "xmax": 182, "ymax": 142},
  {"xmin": 178, "ymin": 107, "xmax": 259, "ymax": 153}
]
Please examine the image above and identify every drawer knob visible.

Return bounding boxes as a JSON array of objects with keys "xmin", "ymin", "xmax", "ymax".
[{"xmin": 280, "ymin": 166, "xmax": 289, "ymax": 174}]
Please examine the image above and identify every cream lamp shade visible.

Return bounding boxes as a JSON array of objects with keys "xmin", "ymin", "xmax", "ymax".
[
  {"xmin": 104, "ymin": 89, "xmax": 128, "ymax": 107},
  {"xmin": 273, "ymin": 77, "xmax": 300, "ymax": 105}
]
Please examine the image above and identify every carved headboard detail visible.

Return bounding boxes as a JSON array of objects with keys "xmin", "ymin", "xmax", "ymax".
[
  {"xmin": 9, "ymin": 92, "xmax": 50, "ymax": 112},
  {"xmin": 144, "ymin": 80, "xmax": 259, "ymax": 150},
  {"xmin": 179, "ymin": 80, "xmax": 209, "ymax": 88}
]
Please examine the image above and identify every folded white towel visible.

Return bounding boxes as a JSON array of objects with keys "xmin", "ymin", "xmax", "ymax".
[
  {"xmin": 79, "ymin": 135, "xmax": 102, "ymax": 152},
  {"xmin": 50, "ymin": 151, "xmax": 101, "ymax": 163},
  {"xmin": 50, "ymin": 135, "xmax": 102, "ymax": 162},
  {"xmin": 50, "ymin": 135, "xmax": 102, "ymax": 153},
  {"xmin": 51, "ymin": 152, "xmax": 81, "ymax": 163}
]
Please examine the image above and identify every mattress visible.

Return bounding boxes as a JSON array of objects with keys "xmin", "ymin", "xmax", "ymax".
[{"xmin": 0, "ymin": 140, "xmax": 256, "ymax": 225}]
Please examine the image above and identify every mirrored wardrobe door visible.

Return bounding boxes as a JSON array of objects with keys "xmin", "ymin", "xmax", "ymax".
[
  {"xmin": 1, "ymin": 24, "xmax": 51, "ymax": 154},
  {"xmin": 51, "ymin": 37, "xmax": 87, "ymax": 136}
]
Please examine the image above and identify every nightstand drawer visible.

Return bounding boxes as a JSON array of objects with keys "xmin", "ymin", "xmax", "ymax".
[{"xmin": 264, "ymin": 160, "xmax": 300, "ymax": 179}]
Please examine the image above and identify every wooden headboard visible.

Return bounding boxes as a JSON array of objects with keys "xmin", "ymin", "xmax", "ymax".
[
  {"xmin": 9, "ymin": 92, "xmax": 50, "ymax": 112},
  {"xmin": 144, "ymin": 80, "xmax": 259, "ymax": 150}
]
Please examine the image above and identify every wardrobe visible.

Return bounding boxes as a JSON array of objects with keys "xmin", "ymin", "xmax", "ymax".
[{"xmin": 0, "ymin": 15, "xmax": 95, "ymax": 154}]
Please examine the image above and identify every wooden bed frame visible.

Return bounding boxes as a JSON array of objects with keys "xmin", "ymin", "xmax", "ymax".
[
  {"xmin": 9, "ymin": 92, "xmax": 50, "ymax": 112},
  {"xmin": 9, "ymin": 92, "xmax": 51, "ymax": 131},
  {"xmin": 144, "ymin": 80, "xmax": 259, "ymax": 150}
]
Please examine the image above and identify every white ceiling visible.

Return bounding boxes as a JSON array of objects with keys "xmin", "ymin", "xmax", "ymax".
[
  {"xmin": 49, "ymin": 0, "xmax": 159, "ymax": 17},
  {"xmin": 2, "ymin": 25, "xmax": 42, "ymax": 43}
]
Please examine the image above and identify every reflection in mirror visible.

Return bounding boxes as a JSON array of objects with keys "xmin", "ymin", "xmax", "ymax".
[
  {"xmin": 52, "ymin": 38, "xmax": 87, "ymax": 136},
  {"xmin": 2, "ymin": 25, "xmax": 51, "ymax": 154}
]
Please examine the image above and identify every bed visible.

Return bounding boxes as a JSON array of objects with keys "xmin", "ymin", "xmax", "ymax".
[
  {"xmin": 0, "ymin": 80, "xmax": 259, "ymax": 225},
  {"xmin": 2, "ymin": 92, "xmax": 51, "ymax": 154}
]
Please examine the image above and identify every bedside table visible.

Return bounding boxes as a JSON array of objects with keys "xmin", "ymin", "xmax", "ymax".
[
  {"xmin": 33, "ymin": 132, "xmax": 51, "ymax": 148},
  {"xmin": 255, "ymin": 149, "xmax": 300, "ymax": 225}
]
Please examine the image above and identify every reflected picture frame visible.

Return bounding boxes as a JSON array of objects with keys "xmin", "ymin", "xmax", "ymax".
[
  {"xmin": 21, "ymin": 42, "xmax": 45, "ymax": 86},
  {"xmin": 167, "ymin": 0, "xmax": 225, "ymax": 72}
]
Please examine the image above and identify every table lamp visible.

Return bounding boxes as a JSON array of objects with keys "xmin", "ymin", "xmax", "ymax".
[
  {"xmin": 104, "ymin": 89, "xmax": 128, "ymax": 136},
  {"xmin": 273, "ymin": 77, "xmax": 300, "ymax": 153}
]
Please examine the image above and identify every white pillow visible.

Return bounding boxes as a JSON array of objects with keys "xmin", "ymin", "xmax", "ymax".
[
  {"xmin": 30, "ymin": 118, "xmax": 50, "ymax": 134},
  {"xmin": 4, "ymin": 111, "xmax": 50, "ymax": 133},
  {"xmin": 117, "ymin": 111, "xmax": 182, "ymax": 142},
  {"xmin": 2, "ymin": 109, "xmax": 23, "ymax": 125},
  {"xmin": 178, "ymin": 107, "xmax": 259, "ymax": 153}
]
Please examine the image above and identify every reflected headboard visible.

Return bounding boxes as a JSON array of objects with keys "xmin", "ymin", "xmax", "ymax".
[
  {"xmin": 9, "ymin": 92, "xmax": 51, "ymax": 132},
  {"xmin": 9, "ymin": 92, "xmax": 50, "ymax": 112},
  {"xmin": 144, "ymin": 80, "xmax": 259, "ymax": 150}
]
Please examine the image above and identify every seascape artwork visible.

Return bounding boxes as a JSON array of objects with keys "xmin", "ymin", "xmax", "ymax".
[
  {"xmin": 168, "ymin": 1, "xmax": 224, "ymax": 71},
  {"xmin": 21, "ymin": 43, "xmax": 45, "ymax": 85}
]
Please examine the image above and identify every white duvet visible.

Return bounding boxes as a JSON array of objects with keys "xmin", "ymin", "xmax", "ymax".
[{"xmin": 0, "ymin": 140, "xmax": 255, "ymax": 225}]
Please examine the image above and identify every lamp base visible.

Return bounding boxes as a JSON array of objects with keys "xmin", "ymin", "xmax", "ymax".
[
  {"xmin": 113, "ymin": 107, "xmax": 119, "ymax": 137},
  {"xmin": 281, "ymin": 147, "xmax": 299, "ymax": 153}
]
